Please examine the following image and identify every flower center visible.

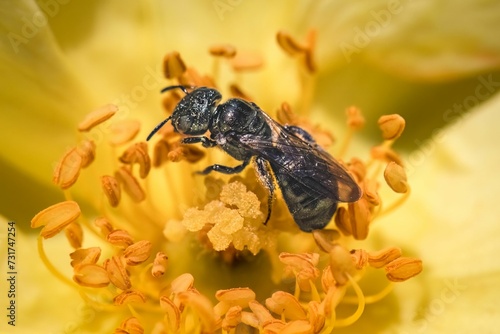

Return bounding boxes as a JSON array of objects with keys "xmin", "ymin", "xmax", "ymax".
[{"xmin": 31, "ymin": 30, "xmax": 422, "ymax": 333}]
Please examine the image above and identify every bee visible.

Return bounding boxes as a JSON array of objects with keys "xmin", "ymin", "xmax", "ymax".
[{"xmin": 147, "ymin": 86, "xmax": 362, "ymax": 232}]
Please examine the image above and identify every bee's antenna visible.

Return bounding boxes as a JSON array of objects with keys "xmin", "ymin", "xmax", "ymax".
[
  {"xmin": 160, "ymin": 85, "xmax": 193, "ymax": 94},
  {"xmin": 146, "ymin": 116, "xmax": 172, "ymax": 141}
]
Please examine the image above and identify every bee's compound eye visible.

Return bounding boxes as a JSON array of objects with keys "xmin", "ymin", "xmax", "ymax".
[{"xmin": 176, "ymin": 115, "xmax": 193, "ymax": 134}]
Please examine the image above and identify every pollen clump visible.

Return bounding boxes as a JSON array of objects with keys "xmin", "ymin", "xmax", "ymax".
[{"xmin": 181, "ymin": 180, "xmax": 271, "ymax": 255}]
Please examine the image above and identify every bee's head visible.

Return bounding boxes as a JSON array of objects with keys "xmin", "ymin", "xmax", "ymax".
[{"xmin": 146, "ymin": 86, "xmax": 221, "ymax": 140}]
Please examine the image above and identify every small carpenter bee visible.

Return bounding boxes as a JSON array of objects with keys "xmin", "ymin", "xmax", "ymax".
[{"xmin": 147, "ymin": 86, "xmax": 362, "ymax": 232}]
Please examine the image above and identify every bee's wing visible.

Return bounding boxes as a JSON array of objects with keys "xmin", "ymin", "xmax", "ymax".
[{"xmin": 237, "ymin": 114, "xmax": 362, "ymax": 203}]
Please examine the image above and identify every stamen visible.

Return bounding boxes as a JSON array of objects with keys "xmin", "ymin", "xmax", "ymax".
[
  {"xmin": 334, "ymin": 274, "xmax": 365, "ymax": 328},
  {"xmin": 307, "ymin": 301, "xmax": 325, "ymax": 332},
  {"xmin": 378, "ymin": 114, "xmax": 405, "ymax": 141},
  {"xmin": 370, "ymin": 145, "xmax": 403, "ymax": 166},
  {"xmin": 334, "ymin": 206, "xmax": 352, "ymax": 236},
  {"xmin": 230, "ymin": 51, "xmax": 264, "ymax": 72},
  {"xmin": 75, "ymin": 139, "xmax": 96, "ymax": 168},
  {"xmin": 94, "ymin": 217, "xmax": 114, "ymax": 237},
  {"xmin": 177, "ymin": 290, "xmax": 216, "ymax": 333},
  {"xmin": 115, "ymin": 166, "xmax": 146, "ymax": 202},
  {"xmin": 163, "ymin": 51, "xmax": 187, "ymax": 79},
  {"xmin": 247, "ymin": 300, "xmax": 274, "ymax": 327},
  {"xmin": 151, "ymin": 252, "xmax": 168, "ymax": 278},
  {"xmin": 73, "ymin": 263, "xmax": 110, "ymax": 288},
  {"xmin": 384, "ymin": 161, "xmax": 408, "ymax": 193},
  {"xmin": 107, "ymin": 229, "xmax": 134, "ymax": 248},
  {"xmin": 113, "ymin": 290, "xmax": 147, "ymax": 306},
  {"xmin": 280, "ymin": 320, "xmax": 313, "ymax": 334},
  {"xmin": 385, "ymin": 257, "xmax": 423, "ymax": 282},
  {"xmin": 347, "ymin": 199, "xmax": 371, "ymax": 240},
  {"xmin": 209, "ymin": 44, "xmax": 237, "ymax": 58},
  {"xmin": 312, "ymin": 229, "xmax": 341, "ymax": 253},
  {"xmin": 338, "ymin": 106, "xmax": 365, "ymax": 158},
  {"xmin": 31, "ymin": 201, "xmax": 81, "ymax": 239},
  {"xmin": 70, "ymin": 247, "xmax": 101, "ymax": 267},
  {"xmin": 276, "ymin": 31, "xmax": 307, "ymax": 56},
  {"xmin": 101, "ymin": 175, "xmax": 121, "ymax": 207},
  {"xmin": 229, "ymin": 83, "xmax": 253, "ymax": 100},
  {"xmin": 348, "ymin": 157, "xmax": 366, "ymax": 182},
  {"xmin": 119, "ymin": 142, "xmax": 151, "ymax": 179},
  {"xmin": 53, "ymin": 147, "xmax": 82, "ymax": 189},
  {"xmin": 160, "ymin": 296, "xmax": 181, "ymax": 331},
  {"xmin": 109, "ymin": 119, "xmax": 141, "ymax": 146},
  {"xmin": 214, "ymin": 287, "xmax": 256, "ymax": 317},
  {"xmin": 367, "ymin": 247, "xmax": 402, "ymax": 268},
  {"xmin": 329, "ymin": 244, "xmax": 356, "ymax": 286},
  {"xmin": 116, "ymin": 317, "xmax": 144, "ymax": 334},
  {"xmin": 65, "ymin": 221, "xmax": 83, "ymax": 249},
  {"xmin": 77, "ymin": 104, "xmax": 118, "ymax": 132},
  {"xmin": 123, "ymin": 240, "xmax": 152, "ymax": 266},
  {"xmin": 221, "ymin": 306, "xmax": 242, "ymax": 332},
  {"xmin": 105, "ymin": 255, "xmax": 132, "ymax": 290},
  {"xmin": 265, "ymin": 291, "xmax": 307, "ymax": 320},
  {"xmin": 363, "ymin": 179, "xmax": 380, "ymax": 206}
]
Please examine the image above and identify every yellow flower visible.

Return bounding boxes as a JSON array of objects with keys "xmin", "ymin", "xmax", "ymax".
[{"xmin": 1, "ymin": 0, "xmax": 500, "ymax": 333}]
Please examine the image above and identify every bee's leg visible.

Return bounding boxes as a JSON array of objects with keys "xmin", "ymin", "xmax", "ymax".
[
  {"xmin": 181, "ymin": 136, "xmax": 217, "ymax": 148},
  {"xmin": 284, "ymin": 125, "xmax": 317, "ymax": 145},
  {"xmin": 196, "ymin": 157, "xmax": 251, "ymax": 175},
  {"xmin": 254, "ymin": 157, "xmax": 275, "ymax": 225}
]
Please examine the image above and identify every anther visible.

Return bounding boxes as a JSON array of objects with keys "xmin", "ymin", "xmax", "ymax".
[
  {"xmin": 109, "ymin": 119, "xmax": 141, "ymax": 146},
  {"xmin": 105, "ymin": 255, "xmax": 132, "ymax": 290},
  {"xmin": 159, "ymin": 296, "xmax": 180, "ymax": 331},
  {"xmin": 107, "ymin": 229, "xmax": 134, "ymax": 248},
  {"xmin": 384, "ymin": 161, "xmax": 408, "ymax": 193},
  {"xmin": 115, "ymin": 166, "xmax": 146, "ymax": 202},
  {"xmin": 346, "ymin": 106, "xmax": 365, "ymax": 130},
  {"xmin": 214, "ymin": 287, "xmax": 256, "ymax": 317},
  {"xmin": 368, "ymin": 247, "xmax": 402, "ymax": 269},
  {"xmin": 151, "ymin": 252, "xmax": 168, "ymax": 278},
  {"xmin": 53, "ymin": 147, "xmax": 82, "ymax": 189},
  {"xmin": 378, "ymin": 114, "xmax": 405, "ymax": 141},
  {"xmin": 276, "ymin": 30, "xmax": 307, "ymax": 56},
  {"xmin": 119, "ymin": 142, "xmax": 151, "ymax": 179},
  {"xmin": 94, "ymin": 217, "xmax": 113, "ymax": 237},
  {"xmin": 73, "ymin": 264, "xmax": 110, "ymax": 288},
  {"xmin": 70, "ymin": 247, "xmax": 101, "ymax": 267},
  {"xmin": 123, "ymin": 240, "xmax": 152, "ymax": 266},
  {"xmin": 312, "ymin": 229, "xmax": 341, "ymax": 253},
  {"xmin": 101, "ymin": 175, "xmax": 121, "ymax": 207},
  {"xmin": 65, "ymin": 221, "xmax": 83, "ymax": 249},
  {"xmin": 209, "ymin": 44, "xmax": 237, "ymax": 58},
  {"xmin": 77, "ymin": 104, "xmax": 118, "ymax": 132},
  {"xmin": 348, "ymin": 199, "xmax": 371, "ymax": 240},
  {"xmin": 385, "ymin": 257, "xmax": 423, "ymax": 282},
  {"xmin": 75, "ymin": 140, "xmax": 96, "ymax": 168},
  {"xmin": 265, "ymin": 291, "xmax": 307, "ymax": 320},
  {"xmin": 117, "ymin": 317, "xmax": 144, "ymax": 334},
  {"xmin": 163, "ymin": 51, "xmax": 187, "ymax": 79},
  {"xmin": 230, "ymin": 51, "xmax": 264, "ymax": 72},
  {"xmin": 113, "ymin": 290, "xmax": 147, "ymax": 305},
  {"xmin": 329, "ymin": 244, "xmax": 356, "ymax": 286},
  {"xmin": 31, "ymin": 201, "xmax": 81, "ymax": 239}
]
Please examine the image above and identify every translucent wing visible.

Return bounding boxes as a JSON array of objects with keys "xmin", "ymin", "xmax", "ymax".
[{"xmin": 233, "ymin": 113, "xmax": 362, "ymax": 231}]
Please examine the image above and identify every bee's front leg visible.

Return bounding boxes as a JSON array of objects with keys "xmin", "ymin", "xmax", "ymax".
[{"xmin": 254, "ymin": 157, "xmax": 275, "ymax": 225}]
